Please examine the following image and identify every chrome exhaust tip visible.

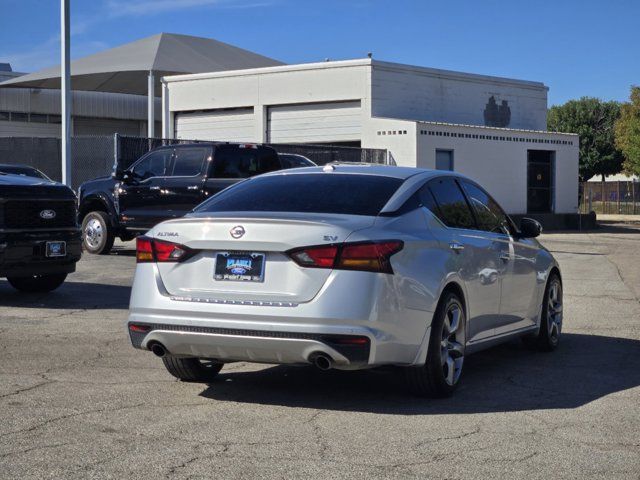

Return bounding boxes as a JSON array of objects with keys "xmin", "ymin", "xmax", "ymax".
[
  {"xmin": 309, "ymin": 352, "xmax": 333, "ymax": 371},
  {"xmin": 149, "ymin": 342, "xmax": 167, "ymax": 358}
]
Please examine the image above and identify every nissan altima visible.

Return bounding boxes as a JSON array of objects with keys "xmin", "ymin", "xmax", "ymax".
[{"xmin": 126, "ymin": 164, "xmax": 563, "ymax": 397}]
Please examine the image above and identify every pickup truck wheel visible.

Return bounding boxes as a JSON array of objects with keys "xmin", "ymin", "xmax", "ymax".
[
  {"xmin": 82, "ymin": 211, "xmax": 114, "ymax": 255},
  {"xmin": 7, "ymin": 273, "xmax": 67, "ymax": 292}
]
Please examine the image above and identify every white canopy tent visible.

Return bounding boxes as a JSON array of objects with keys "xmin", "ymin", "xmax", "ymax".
[{"xmin": 0, "ymin": 32, "xmax": 283, "ymax": 136}]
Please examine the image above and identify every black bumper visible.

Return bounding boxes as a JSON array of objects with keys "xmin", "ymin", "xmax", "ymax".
[{"xmin": 0, "ymin": 229, "xmax": 82, "ymax": 277}]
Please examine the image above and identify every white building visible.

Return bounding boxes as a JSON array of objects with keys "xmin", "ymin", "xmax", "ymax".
[{"xmin": 162, "ymin": 59, "xmax": 579, "ymax": 215}]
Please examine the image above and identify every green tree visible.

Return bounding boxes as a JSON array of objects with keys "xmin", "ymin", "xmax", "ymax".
[
  {"xmin": 548, "ymin": 97, "xmax": 623, "ymax": 181},
  {"xmin": 615, "ymin": 86, "xmax": 640, "ymax": 176}
]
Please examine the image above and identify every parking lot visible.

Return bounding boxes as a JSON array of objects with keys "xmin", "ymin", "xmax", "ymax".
[{"xmin": 1, "ymin": 225, "xmax": 639, "ymax": 479}]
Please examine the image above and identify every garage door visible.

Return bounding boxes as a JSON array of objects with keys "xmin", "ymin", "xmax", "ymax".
[
  {"xmin": 267, "ymin": 101, "xmax": 362, "ymax": 144},
  {"xmin": 175, "ymin": 108, "xmax": 255, "ymax": 142}
]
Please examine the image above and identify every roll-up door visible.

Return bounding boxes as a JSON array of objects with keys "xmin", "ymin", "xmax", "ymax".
[
  {"xmin": 175, "ymin": 108, "xmax": 255, "ymax": 142},
  {"xmin": 267, "ymin": 101, "xmax": 361, "ymax": 144}
]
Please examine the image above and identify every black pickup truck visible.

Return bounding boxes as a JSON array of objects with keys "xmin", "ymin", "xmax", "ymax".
[
  {"xmin": 78, "ymin": 142, "xmax": 310, "ymax": 255},
  {"xmin": 0, "ymin": 173, "xmax": 81, "ymax": 292}
]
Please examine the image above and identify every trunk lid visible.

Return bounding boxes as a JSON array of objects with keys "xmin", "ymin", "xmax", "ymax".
[{"xmin": 151, "ymin": 212, "xmax": 374, "ymax": 303}]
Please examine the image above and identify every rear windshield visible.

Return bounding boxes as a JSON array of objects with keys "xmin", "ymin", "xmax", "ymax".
[
  {"xmin": 212, "ymin": 145, "xmax": 280, "ymax": 178},
  {"xmin": 194, "ymin": 173, "xmax": 403, "ymax": 216}
]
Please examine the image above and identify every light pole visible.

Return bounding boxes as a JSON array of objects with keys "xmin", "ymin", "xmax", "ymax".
[
  {"xmin": 148, "ymin": 70, "xmax": 155, "ymax": 138},
  {"xmin": 61, "ymin": 0, "xmax": 71, "ymax": 186}
]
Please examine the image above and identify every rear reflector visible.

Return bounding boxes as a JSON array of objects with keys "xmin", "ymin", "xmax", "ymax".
[
  {"xmin": 288, "ymin": 240, "xmax": 403, "ymax": 274},
  {"xmin": 136, "ymin": 236, "xmax": 196, "ymax": 263},
  {"xmin": 323, "ymin": 335, "xmax": 370, "ymax": 346},
  {"xmin": 128, "ymin": 323, "xmax": 151, "ymax": 333}
]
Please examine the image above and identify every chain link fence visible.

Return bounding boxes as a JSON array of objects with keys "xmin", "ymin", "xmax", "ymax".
[
  {"xmin": 0, "ymin": 136, "xmax": 114, "ymax": 190},
  {"xmin": 580, "ymin": 181, "xmax": 640, "ymax": 215},
  {"xmin": 0, "ymin": 135, "xmax": 390, "ymax": 191}
]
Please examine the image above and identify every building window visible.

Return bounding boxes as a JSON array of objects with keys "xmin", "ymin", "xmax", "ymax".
[
  {"xmin": 435, "ymin": 149, "xmax": 454, "ymax": 171},
  {"xmin": 30, "ymin": 113, "xmax": 47, "ymax": 123},
  {"xmin": 11, "ymin": 112, "xmax": 28, "ymax": 122},
  {"xmin": 0, "ymin": 111, "xmax": 9, "ymax": 121}
]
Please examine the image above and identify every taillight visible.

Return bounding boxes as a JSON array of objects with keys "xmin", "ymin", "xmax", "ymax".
[
  {"xmin": 136, "ymin": 236, "xmax": 195, "ymax": 263},
  {"xmin": 338, "ymin": 241, "xmax": 403, "ymax": 273},
  {"xmin": 288, "ymin": 240, "xmax": 403, "ymax": 274},
  {"xmin": 289, "ymin": 245, "xmax": 338, "ymax": 268},
  {"xmin": 136, "ymin": 237, "xmax": 154, "ymax": 262}
]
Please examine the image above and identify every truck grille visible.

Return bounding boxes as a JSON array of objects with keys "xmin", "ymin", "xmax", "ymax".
[{"xmin": 3, "ymin": 199, "xmax": 77, "ymax": 229}]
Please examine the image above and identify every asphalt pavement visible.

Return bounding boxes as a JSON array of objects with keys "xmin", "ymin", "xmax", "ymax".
[{"xmin": 0, "ymin": 225, "xmax": 639, "ymax": 479}]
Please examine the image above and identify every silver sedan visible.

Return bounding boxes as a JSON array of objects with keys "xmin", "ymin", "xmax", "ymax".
[{"xmin": 126, "ymin": 165, "xmax": 563, "ymax": 397}]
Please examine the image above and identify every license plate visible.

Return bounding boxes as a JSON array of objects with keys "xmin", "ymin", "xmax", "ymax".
[
  {"xmin": 46, "ymin": 241, "xmax": 67, "ymax": 258},
  {"xmin": 214, "ymin": 252, "xmax": 265, "ymax": 282}
]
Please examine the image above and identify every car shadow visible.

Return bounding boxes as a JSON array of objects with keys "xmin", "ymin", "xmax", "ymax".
[
  {"xmin": 198, "ymin": 333, "xmax": 640, "ymax": 414},
  {"xmin": 0, "ymin": 280, "xmax": 131, "ymax": 309}
]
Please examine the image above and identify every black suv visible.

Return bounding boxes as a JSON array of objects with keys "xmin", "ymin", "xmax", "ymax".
[
  {"xmin": 0, "ymin": 173, "xmax": 81, "ymax": 292},
  {"xmin": 78, "ymin": 142, "xmax": 290, "ymax": 254}
]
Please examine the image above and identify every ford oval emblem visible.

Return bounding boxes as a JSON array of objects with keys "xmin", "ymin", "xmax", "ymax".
[
  {"xmin": 230, "ymin": 225, "xmax": 245, "ymax": 239},
  {"xmin": 39, "ymin": 209, "xmax": 56, "ymax": 220}
]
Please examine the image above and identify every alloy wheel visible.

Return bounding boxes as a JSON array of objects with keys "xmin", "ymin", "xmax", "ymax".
[
  {"xmin": 547, "ymin": 280, "xmax": 563, "ymax": 342},
  {"xmin": 440, "ymin": 301, "xmax": 465, "ymax": 386}
]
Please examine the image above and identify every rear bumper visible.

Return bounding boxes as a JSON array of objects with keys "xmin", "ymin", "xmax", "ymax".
[
  {"xmin": 127, "ymin": 263, "xmax": 434, "ymax": 369},
  {"xmin": 129, "ymin": 323, "xmax": 370, "ymax": 368},
  {"xmin": 0, "ymin": 229, "xmax": 82, "ymax": 277}
]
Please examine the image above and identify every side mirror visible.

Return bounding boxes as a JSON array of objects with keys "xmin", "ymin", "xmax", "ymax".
[
  {"xmin": 519, "ymin": 217, "xmax": 542, "ymax": 238},
  {"xmin": 112, "ymin": 168, "xmax": 125, "ymax": 181}
]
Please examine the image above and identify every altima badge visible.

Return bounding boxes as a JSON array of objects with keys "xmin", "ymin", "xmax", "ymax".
[
  {"xmin": 230, "ymin": 225, "xmax": 245, "ymax": 239},
  {"xmin": 39, "ymin": 209, "xmax": 56, "ymax": 219}
]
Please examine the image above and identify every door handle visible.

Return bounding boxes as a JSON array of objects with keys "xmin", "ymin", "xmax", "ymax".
[
  {"xmin": 499, "ymin": 253, "xmax": 511, "ymax": 262},
  {"xmin": 149, "ymin": 186, "xmax": 160, "ymax": 191},
  {"xmin": 187, "ymin": 185, "xmax": 199, "ymax": 190},
  {"xmin": 449, "ymin": 242, "xmax": 465, "ymax": 253}
]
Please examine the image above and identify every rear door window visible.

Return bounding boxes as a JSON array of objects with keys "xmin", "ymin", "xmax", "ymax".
[
  {"xmin": 459, "ymin": 180, "xmax": 512, "ymax": 235},
  {"xmin": 170, "ymin": 147, "xmax": 207, "ymax": 177},
  {"xmin": 212, "ymin": 145, "xmax": 281, "ymax": 178},
  {"xmin": 195, "ymin": 173, "xmax": 403, "ymax": 216},
  {"xmin": 426, "ymin": 177, "xmax": 476, "ymax": 229}
]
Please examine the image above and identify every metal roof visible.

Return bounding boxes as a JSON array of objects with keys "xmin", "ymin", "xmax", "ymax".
[{"xmin": 0, "ymin": 33, "xmax": 283, "ymax": 96}]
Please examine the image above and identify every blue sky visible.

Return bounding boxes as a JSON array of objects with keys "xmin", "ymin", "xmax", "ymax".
[{"xmin": 1, "ymin": 0, "xmax": 637, "ymax": 106}]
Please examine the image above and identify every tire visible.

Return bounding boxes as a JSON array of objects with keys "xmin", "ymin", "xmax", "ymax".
[
  {"xmin": 82, "ymin": 211, "xmax": 114, "ymax": 255},
  {"xmin": 7, "ymin": 273, "xmax": 67, "ymax": 292},
  {"xmin": 523, "ymin": 273, "xmax": 563, "ymax": 351},
  {"xmin": 405, "ymin": 291, "xmax": 466, "ymax": 398},
  {"xmin": 162, "ymin": 355, "xmax": 223, "ymax": 382}
]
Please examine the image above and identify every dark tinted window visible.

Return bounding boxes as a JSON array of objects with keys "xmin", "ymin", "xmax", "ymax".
[
  {"xmin": 279, "ymin": 154, "xmax": 314, "ymax": 169},
  {"xmin": 427, "ymin": 177, "xmax": 475, "ymax": 229},
  {"xmin": 460, "ymin": 180, "xmax": 511, "ymax": 234},
  {"xmin": 0, "ymin": 165, "xmax": 48, "ymax": 179},
  {"xmin": 195, "ymin": 174, "xmax": 403, "ymax": 216},
  {"xmin": 418, "ymin": 184, "xmax": 441, "ymax": 216},
  {"xmin": 171, "ymin": 147, "xmax": 207, "ymax": 177},
  {"xmin": 212, "ymin": 146, "xmax": 280, "ymax": 178},
  {"xmin": 131, "ymin": 150, "xmax": 172, "ymax": 180}
]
